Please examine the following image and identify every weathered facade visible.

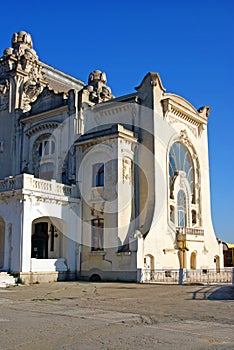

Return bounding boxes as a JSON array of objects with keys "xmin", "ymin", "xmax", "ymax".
[{"xmin": 0, "ymin": 31, "xmax": 223, "ymax": 283}]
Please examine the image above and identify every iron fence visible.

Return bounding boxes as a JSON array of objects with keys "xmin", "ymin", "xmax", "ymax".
[{"xmin": 142, "ymin": 268, "xmax": 233, "ymax": 285}]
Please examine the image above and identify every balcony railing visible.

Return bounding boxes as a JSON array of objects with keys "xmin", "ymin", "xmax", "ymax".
[
  {"xmin": 177, "ymin": 226, "xmax": 204, "ymax": 236},
  {"xmin": 0, "ymin": 174, "xmax": 78, "ymax": 198}
]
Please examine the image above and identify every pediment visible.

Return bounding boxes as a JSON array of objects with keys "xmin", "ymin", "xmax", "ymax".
[{"xmin": 30, "ymin": 87, "xmax": 66, "ymax": 115}]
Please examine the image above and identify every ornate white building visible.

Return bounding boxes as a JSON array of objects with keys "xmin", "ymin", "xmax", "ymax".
[{"xmin": 0, "ymin": 31, "xmax": 223, "ymax": 283}]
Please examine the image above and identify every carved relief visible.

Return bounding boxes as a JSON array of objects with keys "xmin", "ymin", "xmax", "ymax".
[
  {"xmin": 0, "ymin": 79, "xmax": 9, "ymax": 111},
  {"xmin": 122, "ymin": 158, "xmax": 131, "ymax": 184},
  {"xmin": 168, "ymin": 115, "xmax": 197, "ymax": 137},
  {"xmin": 0, "ymin": 31, "xmax": 46, "ymax": 112},
  {"xmin": 22, "ymin": 78, "xmax": 43, "ymax": 112}
]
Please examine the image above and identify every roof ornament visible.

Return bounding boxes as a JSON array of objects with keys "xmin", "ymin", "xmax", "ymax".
[
  {"xmin": 82, "ymin": 69, "xmax": 114, "ymax": 104},
  {"xmin": 197, "ymin": 106, "xmax": 211, "ymax": 118},
  {"xmin": 11, "ymin": 31, "xmax": 38, "ymax": 59}
]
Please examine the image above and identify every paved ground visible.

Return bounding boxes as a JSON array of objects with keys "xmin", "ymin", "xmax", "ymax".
[{"xmin": 0, "ymin": 282, "xmax": 233, "ymax": 349}]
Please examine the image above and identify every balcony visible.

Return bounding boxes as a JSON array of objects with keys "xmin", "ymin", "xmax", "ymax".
[
  {"xmin": 176, "ymin": 226, "xmax": 204, "ymax": 243},
  {"xmin": 176, "ymin": 227, "xmax": 204, "ymax": 236},
  {"xmin": 0, "ymin": 174, "xmax": 78, "ymax": 198}
]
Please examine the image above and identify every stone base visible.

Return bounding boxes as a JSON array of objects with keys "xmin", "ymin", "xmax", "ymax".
[
  {"xmin": 15, "ymin": 271, "xmax": 76, "ymax": 285},
  {"xmin": 79, "ymin": 270, "xmax": 137, "ymax": 282}
]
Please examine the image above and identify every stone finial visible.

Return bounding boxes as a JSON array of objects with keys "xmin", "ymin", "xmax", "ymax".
[
  {"xmin": 12, "ymin": 31, "xmax": 33, "ymax": 48},
  {"xmin": 88, "ymin": 70, "xmax": 107, "ymax": 85},
  {"xmin": 83, "ymin": 70, "xmax": 114, "ymax": 104},
  {"xmin": 197, "ymin": 106, "xmax": 211, "ymax": 118},
  {"xmin": 10, "ymin": 30, "xmax": 38, "ymax": 59}
]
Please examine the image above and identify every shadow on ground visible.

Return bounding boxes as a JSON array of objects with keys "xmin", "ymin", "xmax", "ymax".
[{"xmin": 189, "ymin": 285, "xmax": 234, "ymax": 300}]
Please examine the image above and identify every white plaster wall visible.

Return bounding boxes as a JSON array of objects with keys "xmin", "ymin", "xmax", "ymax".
[
  {"xmin": 0, "ymin": 196, "xmax": 23, "ymax": 272},
  {"xmin": 0, "ymin": 194, "xmax": 81, "ymax": 273},
  {"xmin": 142, "ymin": 94, "xmax": 221, "ymax": 270}
]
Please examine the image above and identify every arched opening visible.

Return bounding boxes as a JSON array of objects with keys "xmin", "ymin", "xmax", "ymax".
[
  {"xmin": 144, "ymin": 254, "xmax": 154, "ymax": 270},
  {"xmin": 0, "ymin": 217, "xmax": 5, "ymax": 268},
  {"xmin": 31, "ymin": 222, "xmax": 48, "ymax": 259},
  {"xmin": 30, "ymin": 217, "xmax": 68, "ymax": 273},
  {"xmin": 190, "ymin": 252, "xmax": 197, "ymax": 270},
  {"xmin": 215, "ymin": 255, "xmax": 220, "ymax": 272},
  {"xmin": 31, "ymin": 217, "xmax": 66, "ymax": 259},
  {"xmin": 192, "ymin": 210, "xmax": 197, "ymax": 225}
]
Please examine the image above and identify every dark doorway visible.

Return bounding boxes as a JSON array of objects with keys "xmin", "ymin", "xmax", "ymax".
[{"xmin": 31, "ymin": 223, "xmax": 48, "ymax": 259}]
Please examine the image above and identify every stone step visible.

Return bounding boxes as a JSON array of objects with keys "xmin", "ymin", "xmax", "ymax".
[{"xmin": 0, "ymin": 272, "xmax": 16, "ymax": 287}]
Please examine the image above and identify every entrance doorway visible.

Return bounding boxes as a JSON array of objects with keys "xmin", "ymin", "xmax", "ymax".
[{"xmin": 31, "ymin": 222, "xmax": 48, "ymax": 259}]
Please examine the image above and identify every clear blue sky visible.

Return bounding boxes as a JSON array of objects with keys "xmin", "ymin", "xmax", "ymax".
[{"xmin": 1, "ymin": 0, "xmax": 233, "ymax": 242}]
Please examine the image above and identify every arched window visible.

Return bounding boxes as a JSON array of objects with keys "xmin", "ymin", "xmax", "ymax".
[
  {"xmin": 190, "ymin": 252, "xmax": 197, "ymax": 269},
  {"xmin": 169, "ymin": 142, "xmax": 194, "ymax": 198},
  {"xmin": 38, "ymin": 139, "xmax": 55, "ymax": 157},
  {"xmin": 192, "ymin": 210, "xmax": 197, "ymax": 225},
  {"xmin": 177, "ymin": 190, "xmax": 187, "ymax": 227},
  {"xmin": 92, "ymin": 163, "xmax": 104, "ymax": 187},
  {"xmin": 91, "ymin": 218, "xmax": 104, "ymax": 251},
  {"xmin": 33, "ymin": 134, "xmax": 56, "ymax": 181}
]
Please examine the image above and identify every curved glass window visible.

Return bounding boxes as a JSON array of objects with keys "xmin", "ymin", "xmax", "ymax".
[
  {"xmin": 169, "ymin": 142, "xmax": 194, "ymax": 196},
  {"xmin": 177, "ymin": 190, "xmax": 187, "ymax": 227}
]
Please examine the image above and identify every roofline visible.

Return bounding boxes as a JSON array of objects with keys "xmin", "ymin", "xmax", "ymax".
[{"xmin": 41, "ymin": 61, "xmax": 85, "ymax": 88}]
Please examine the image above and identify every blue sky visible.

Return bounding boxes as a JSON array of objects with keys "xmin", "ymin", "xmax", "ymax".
[{"xmin": 1, "ymin": 0, "xmax": 233, "ymax": 242}]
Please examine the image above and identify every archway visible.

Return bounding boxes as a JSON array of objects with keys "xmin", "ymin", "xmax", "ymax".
[
  {"xmin": 190, "ymin": 252, "xmax": 197, "ymax": 270},
  {"xmin": 31, "ymin": 222, "xmax": 48, "ymax": 259},
  {"xmin": 144, "ymin": 254, "xmax": 154, "ymax": 270},
  {"xmin": 0, "ymin": 217, "xmax": 5, "ymax": 268},
  {"xmin": 215, "ymin": 255, "xmax": 220, "ymax": 272},
  {"xmin": 31, "ymin": 217, "xmax": 67, "ymax": 259}
]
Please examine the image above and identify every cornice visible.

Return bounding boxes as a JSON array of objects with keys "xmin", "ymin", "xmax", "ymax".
[
  {"xmin": 162, "ymin": 96, "xmax": 208, "ymax": 136},
  {"xmin": 20, "ymin": 105, "xmax": 68, "ymax": 124}
]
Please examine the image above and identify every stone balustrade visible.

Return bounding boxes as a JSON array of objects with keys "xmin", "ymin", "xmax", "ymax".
[
  {"xmin": 0, "ymin": 174, "xmax": 77, "ymax": 197},
  {"xmin": 176, "ymin": 226, "xmax": 204, "ymax": 236}
]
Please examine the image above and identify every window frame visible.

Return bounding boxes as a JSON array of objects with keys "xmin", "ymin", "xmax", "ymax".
[
  {"xmin": 91, "ymin": 218, "xmax": 104, "ymax": 251},
  {"xmin": 92, "ymin": 163, "xmax": 104, "ymax": 187}
]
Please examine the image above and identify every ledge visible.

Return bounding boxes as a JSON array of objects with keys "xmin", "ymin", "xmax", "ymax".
[
  {"xmin": 89, "ymin": 251, "xmax": 106, "ymax": 256},
  {"xmin": 116, "ymin": 251, "xmax": 132, "ymax": 256}
]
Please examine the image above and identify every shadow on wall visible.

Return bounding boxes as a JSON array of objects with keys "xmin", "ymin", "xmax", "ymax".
[{"xmin": 189, "ymin": 285, "xmax": 234, "ymax": 301}]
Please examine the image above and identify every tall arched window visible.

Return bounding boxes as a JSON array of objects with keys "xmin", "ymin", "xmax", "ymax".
[
  {"xmin": 92, "ymin": 163, "xmax": 104, "ymax": 187},
  {"xmin": 177, "ymin": 190, "xmax": 187, "ymax": 227},
  {"xmin": 91, "ymin": 218, "xmax": 104, "ymax": 251},
  {"xmin": 33, "ymin": 134, "xmax": 56, "ymax": 181},
  {"xmin": 169, "ymin": 142, "xmax": 194, "ymax": 198}
]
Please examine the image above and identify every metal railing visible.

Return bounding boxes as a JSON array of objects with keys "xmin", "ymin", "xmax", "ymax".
[{"xmin": 142, "ymin": 268, "xmax": 233, "ymax": 285}]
